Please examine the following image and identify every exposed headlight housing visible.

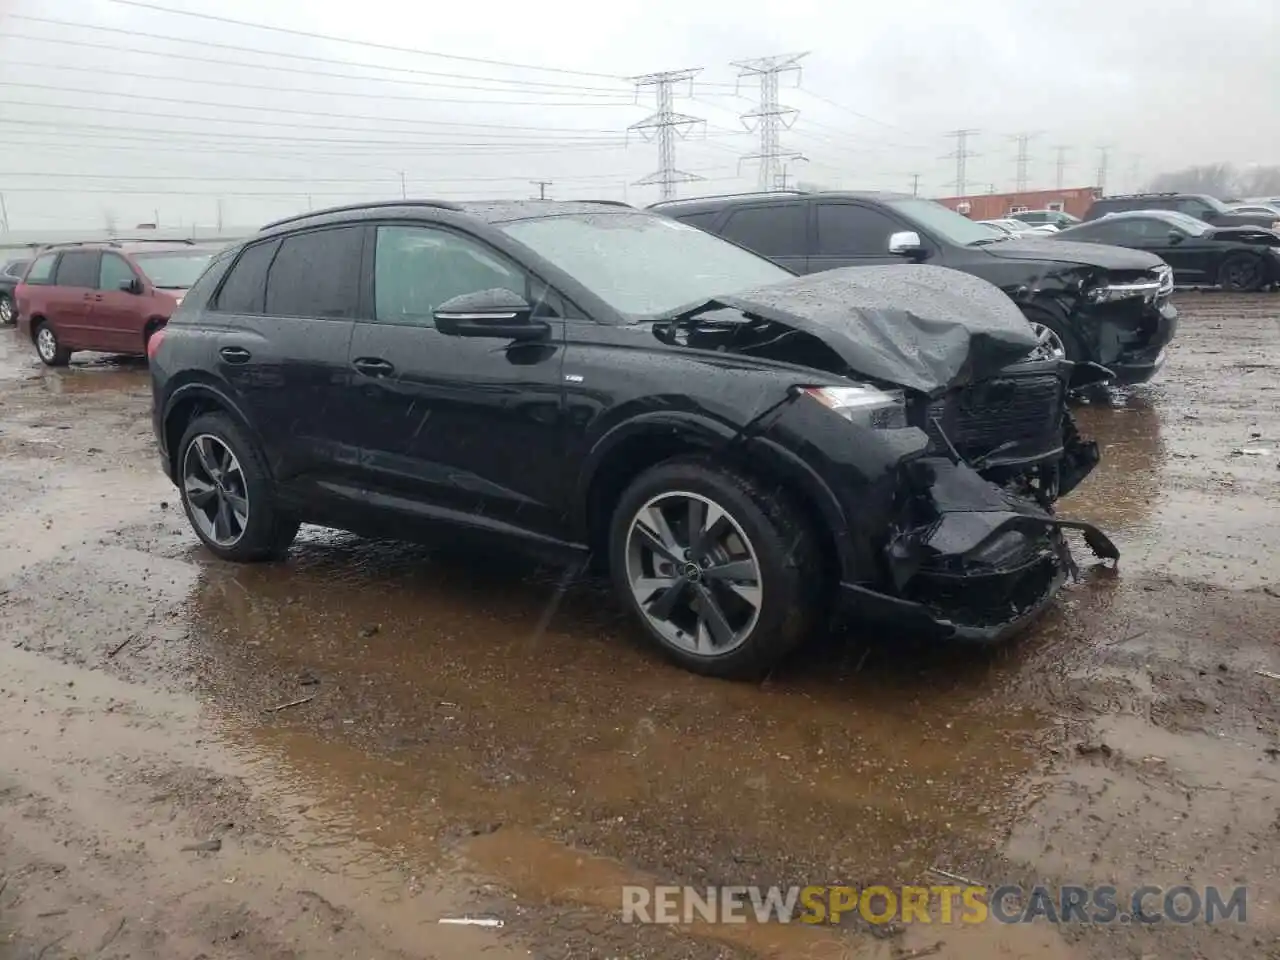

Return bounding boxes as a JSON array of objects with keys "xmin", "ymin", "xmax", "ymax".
[
  {"xmin": 1084, "ymin": 274, "xmax": 1164, "ymax": 303},
  {"xmin": 798, "ymin": 384, "xmax": 907, "ymax": 430}
]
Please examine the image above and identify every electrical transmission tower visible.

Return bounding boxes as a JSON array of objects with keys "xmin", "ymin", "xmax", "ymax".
[
  {"xmin": 1096, "ymin": 145, "xmax": 1112, "ymax": 195},
  {"xmin": 942, "ymin": 129, "xmax": 980, "ymax": 196},
  {"xmin": 1052, "ymin": 145, "xmax": 1070, "ymax": 190},
  {"xmin": 732, "ymin": 53, "xmax": 808, "ymax": 190},
  {"xmin": 530, "ymin": 180, "xmax": 553, "ymax": 200},
  {"xmin": 909, "ymin": 173, "xmax": 921, "ymax": 197},
  {"xmin": 1011, "ymin": 132, "xmax": 1039, "ymax": 192},
  {"xmin": 628, "ymin": 69, "xmax": 705, "ymax": 202}
]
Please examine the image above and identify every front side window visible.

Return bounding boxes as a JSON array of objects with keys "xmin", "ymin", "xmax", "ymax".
[
  {"xmin": 22, "ymin": 253, "xmax": 56, "ymax": 285},
  {"xmin": 883, "ymin": 197, "xmax": 1001, "ymax": 246},
  {"xmin": 215, "ymin": 239, "xmax": 279, "ymax": 314},
  {"xmin": 99, "ymin": 253, "xmax": 137, "ymax": 291},
  {"xmin": 54, "ymin": 251, "xmax": 101, "ymax": 288},
  {"xmin": 265, "ymin": 226, "xmax": 363, "ymax": 319},
  {"xmin": 816, "ymin": 204, "xmax": 905, "ymax": 256},
  {"xmin": 718, "ymin": 205, "xmax": 806, "ymax": 258},
  {"xmin": 1172, "ymin": 198, "xmax": 1214, "ymax": 219},
  {"xmin": 500, "ymin": 212, "xmax": 791, "ymax": 319},
  {"xmin": 374, "ymin": 225, "xmax": 526, "ymax": 326}
]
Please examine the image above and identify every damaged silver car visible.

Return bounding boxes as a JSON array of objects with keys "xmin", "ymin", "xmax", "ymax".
[{"xmin": 153, "ymin": 201, "xmax": 1116, "ymax": 679}]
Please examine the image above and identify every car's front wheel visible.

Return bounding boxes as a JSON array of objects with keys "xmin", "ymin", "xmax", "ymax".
[
  {"xmin": 33, "ymin": 321, "xmax": 71, "ymax": 366},
  {"xmin": 1020, "ymin": 304, "xmax": 1081, "ymax": 363},
  {"xmin": 177, "ymin": 412, "xmax": 299, "ymax": 562},
  {"xmin": 608, "ymin": 458, "xmax": 822, "ymax": 679},
  {"xmin": 0, "ymin": 293, "xmax": 14, "ymax": 326},
  {"xmin": 1218, "ymin": 252, "xmax": 1266, "ymax": 292}
]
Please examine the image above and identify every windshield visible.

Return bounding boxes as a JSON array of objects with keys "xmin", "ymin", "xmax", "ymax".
[
  {"xmin": 883, "ymin": 197, "xmax": 1003, "ymax": 246},
  {"xmin": 132, "ymin": 251, "xmax": 215, "ymax": 289},
  {"xmin": 500, "ymin": 212, "xmax": 792, "ymax": 319}
]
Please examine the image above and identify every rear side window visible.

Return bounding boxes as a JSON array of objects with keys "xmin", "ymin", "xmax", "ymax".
[
  {"xmin": 719, "ymin": 205, "xmax": 806, "ymax": 258},
  {"xmin": 265, "ymin": 226, "xmax": 364, "ymax": 319},
  {"xmin": 214, "ymin": 239, "xmax": 279, "ymax": 314},
  {"xmin": 22, "ymin": 253, "xmax": 57, "ymax": 285},
  {"xmin": 816, "ymin": 204, "xmax": 904, "ymax": 256},
  {"xmin": 54, "ymin": 251, "xmax": 101, "ymax": 288},
  {"xmin": 672, "ymin": 211, "xmax": 721, "ymax": 231}
]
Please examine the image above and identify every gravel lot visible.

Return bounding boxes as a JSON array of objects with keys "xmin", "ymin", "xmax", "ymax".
[{"xmin": 1, "ymin": 293, "xmax": 1277, "ymax": 960}]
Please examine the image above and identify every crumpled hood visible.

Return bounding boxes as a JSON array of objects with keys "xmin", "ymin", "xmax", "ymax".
[
  {"xmin": 702, "ymin": 264, "xmax": 1039, "ymax": 393},
  {"xmin": 993, "ymin": 237, "xmax": 1164, "ymax": 270}
]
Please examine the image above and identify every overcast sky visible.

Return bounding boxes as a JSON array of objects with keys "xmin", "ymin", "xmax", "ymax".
[{"xmin": 0, "ymin": 0, "xmax": 1277, "ymax": 233}]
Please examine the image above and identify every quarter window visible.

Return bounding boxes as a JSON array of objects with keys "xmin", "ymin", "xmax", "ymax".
[
  {"xmin": 719, "ymin": 205, "xmax": 806, "ymax": 258},
  {"xmin": 265, "ymin": 227, "xmax": 364, "ymax": 319},
  {"xmin": 22, "ymin": 253, "xmax": 57, "ymax": 285},
  {"xmin": 373, "ymin": 225, "xmax": 526, "ymax": 326},
  {"xmin": 99, "ymin": 253, "xmax": 137, "ymax": 291},
  {"xmin": 215, "ymin": 239, "xmax": 279, "ymax": 314}
]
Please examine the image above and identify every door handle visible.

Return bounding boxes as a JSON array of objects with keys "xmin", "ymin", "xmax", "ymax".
[
  {"xmin": 219, "ymin": 346, "xmax": 251, "ymax": 364},
  {"xmin": 352, "ymin": 357, "xmax": 395, "ymax": 377}
]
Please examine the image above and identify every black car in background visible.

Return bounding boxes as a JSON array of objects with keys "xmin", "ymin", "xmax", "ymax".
[
  {"xmin": 0, "ymin": 257, "xmax": 31, "ymax": 325},
  {"xmin": 1057, "ymin": 211, "xmax": 1280, "ymax": 291},
  {"xmin": 1084, "ymin": 193, "xmax": 1280, "ymax": 231},
  {"xmin": 150, "ymin": 200, "xmax": 1114, "ymax": 679},
  {"xmin": 651, "ymin": 190, "xmax": 1177, "ymax": 384}
]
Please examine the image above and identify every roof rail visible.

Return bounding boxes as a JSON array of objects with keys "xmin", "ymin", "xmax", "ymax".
[
  {"xmin": 649, "ymin": 189, "xmax": 806, "ymax": 209},
  {"xmin": 108, "ymin": 236, "xmax": 197, "ymax": 245},
  {"xmin": 261, "ymin": 199, "xmax": 464, "ymax": 231},
  {"xmin": 580, "ymin": 199, "xmax": 633, "ymax": 208}
]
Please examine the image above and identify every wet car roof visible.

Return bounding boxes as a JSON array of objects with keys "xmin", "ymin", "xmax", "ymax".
[{"xmin": 455, "ymin": 200, "xmax": 636, "ymax": 224}]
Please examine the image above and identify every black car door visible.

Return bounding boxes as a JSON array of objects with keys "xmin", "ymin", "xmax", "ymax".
[
  {"xmin": 1124, "ymin": 218, "xmax": 1212, "ymax": 282},
  {"xmin": 209, "ymin": 227, "xmax": 361, "ymax": 498},
  {"xmin": 714, "ymin": 202, "xmax": 809, "ymax": 273},
  {"xmin": 343, "ymin": 221, "xmax": 567, "ymax": 541},
  {"xmin": 807, "ymin": 201, "xmax": 922, "ymax": 273}
]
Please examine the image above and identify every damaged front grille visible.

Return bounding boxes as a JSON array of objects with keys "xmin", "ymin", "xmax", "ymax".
[
  {"xmin": 921, "ymin": 374, "xmax": 1064, "ymax": 463},
  {"xmin": 905, "ymin": 553, "xmax": 1063, "ymax": 628}
]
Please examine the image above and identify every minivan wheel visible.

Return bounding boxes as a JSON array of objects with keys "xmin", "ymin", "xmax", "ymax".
[
  {"xmin": 34, "ymin": 322, "xmax": 71, "ymax": 366},
  {"xmin": 177, "ymin": 412, "xmax": 299, "ymax": 562},
  {"xmin": 608, "ymin": 458, "xmax": 821, "ymax": 679},
  {"xmin": 0, "ymin": 294, "xmax": 14, "ymax": 326},
  {"xmin": 1218, "ymin": 253, "xmax": 1265, "ymax": 292}
]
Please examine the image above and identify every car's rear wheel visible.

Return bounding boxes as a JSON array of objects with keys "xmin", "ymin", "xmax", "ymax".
[
  {"xmin": 33, "ymin": 321, "xmax": 71, "ymax": 367},
  {"xmin": 608, "ymin": 458, "xmax": 821, "ymax": 679},
  {"xmin": 1218, "ymin": 253, "xmax": 1266, "ymax": 292},
  {"xmin": 177, "ymin": 412, "xmax": 299, "ymax": 562},
  {"xmin": 0, "ymin": 294, "xmax": 14, "ymax": 326}
]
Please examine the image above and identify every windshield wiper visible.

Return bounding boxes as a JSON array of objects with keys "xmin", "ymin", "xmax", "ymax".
[{"xmin": 968, "ymin": 236, "xmax": 1010, "ymax": 246}]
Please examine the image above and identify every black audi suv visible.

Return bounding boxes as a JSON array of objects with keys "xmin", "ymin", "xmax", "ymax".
[{"xmin": 150, "ymin": 200, "xmax": 1115, "ymax": 678}]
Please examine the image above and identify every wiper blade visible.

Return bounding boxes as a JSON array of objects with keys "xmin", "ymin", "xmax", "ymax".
[{"xmin": 968, "ymin": 236, "xmax": 1008, "ymax": 246}]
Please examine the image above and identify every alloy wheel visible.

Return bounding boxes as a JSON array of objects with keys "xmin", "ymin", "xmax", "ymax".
[
  {"xmin": 1028, "ymin": 322, "xmax": 1067, "ymax": 361},
  {"xmin": 624, "ymin": 491, "xmax": 763, "ymax": 656},
  {"xmin": 0, "ymin": 297, "xmax": 12, "ymax": 324},
  {"xmin": 183, "ymin": 434, "xmax": 250, "ymax": 547},
  {"xmin": 36, "ymin": 326, "xmax": 58, "ymax": 362},
  {"xmin": 1223, "ymin": 259, "xmax": 1260, "ymax": 292}
]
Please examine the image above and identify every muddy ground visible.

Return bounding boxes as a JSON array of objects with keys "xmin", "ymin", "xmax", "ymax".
[{"xmin": 0, "ymin": 294, "xmax": 1277, "ymax": 960}]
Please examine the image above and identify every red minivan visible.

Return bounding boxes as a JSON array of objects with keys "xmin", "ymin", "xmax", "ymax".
[{"xmin": 16, "ymin": 240, "xmax": 215, "ymax": 366}]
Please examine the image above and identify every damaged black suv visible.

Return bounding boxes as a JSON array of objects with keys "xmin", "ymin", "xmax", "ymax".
[{"xmin": 150, "ymin": 200, "xmax": 1116, "ymax": 679}]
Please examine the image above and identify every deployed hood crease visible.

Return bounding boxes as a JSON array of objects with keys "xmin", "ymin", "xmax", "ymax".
[{"xmin": 674, "ymin": 264, "xmax": 1040, "ymax": 393}]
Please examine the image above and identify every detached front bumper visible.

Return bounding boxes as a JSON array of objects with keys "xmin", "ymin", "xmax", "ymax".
[{"xmin": 839, "ymin": 457, "xmax": 1117, "ymax": 643}]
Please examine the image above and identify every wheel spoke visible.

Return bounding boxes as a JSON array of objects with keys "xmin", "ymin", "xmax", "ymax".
[
  {"xmin": 185, "ymin": 476, "xmax": 218, "ymax": 507},
  {"xmin": 213, "ymin": 497, "xmax": 234, "ymax": 542},
  {"xmin": 193, "ymin": 437, "xmax": 219, "ymax": 481},
  {"xmin": 647, "ymin": 578, "xmax": 689, "ymax": 621},
  {"xmin": 690, "ymin": 507, "xmax": 730, "ymax": 560},
  {"xmin": 692, "ymin": 584, "xmax": 734, "ymax": 648},
  {"xmin": 686, "ymin": 497, "xmax": 706, "ymax": 548},
  {"xmin": 225, "ymin": 491, "xmax": 249, "ymax": 528},
  {"xmin": 635, "ymin": 506, "xmax": 682, "ymax": 564},
  {"xmin": 702, "ymin": 558, "xmax": 757, "ymax": 583}
]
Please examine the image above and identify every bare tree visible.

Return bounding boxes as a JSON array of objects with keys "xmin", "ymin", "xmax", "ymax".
[{"xmin": 1146, "ymin": 163, "xmax": 1280, "ymax": 199}]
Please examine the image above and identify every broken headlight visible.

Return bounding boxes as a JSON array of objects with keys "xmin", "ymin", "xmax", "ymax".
[
  {"xmin": 1083, "ymin": 276, "xmax": 1163, "ymax": 303},
  {"xmin": 798, "ymin": 384, "xmax": 907, "ymax": 430}
]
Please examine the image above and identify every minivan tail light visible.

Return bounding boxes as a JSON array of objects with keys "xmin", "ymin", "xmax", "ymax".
[{"xmin": 147, "ymin": 328, "xmax": 166, "ymax": 360}]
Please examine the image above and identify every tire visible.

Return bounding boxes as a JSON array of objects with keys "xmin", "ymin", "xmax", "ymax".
[
  {"xmin": 1019, "ymin": 303, "xmax": 1083, "ymax": 363},
  {"xmin": 607, "ymin": 457, "xmax": 822, "ymax": 679},
  {"xmin": 1217, "ymin": 253, "xmax": 1266, "ymax": 293},
  {"xmin": 176, "ymin": 412, "xmax": 299, "ymax": 562},
  {"xmin": 0, "ymin": 293, "xmax": 14, "ymax": 326},
  {"xmin": 33, "ymin": 320, "xmax": 71, "ymax": 367}
]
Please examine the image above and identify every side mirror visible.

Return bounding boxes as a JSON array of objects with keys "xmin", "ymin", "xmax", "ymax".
[
  {"xmin": 888, "ymin": 230, "xmax": 929, "ymax": 260},
  {"xmin": 434, "ymin": 288, "xmax": 549, "ymax": 342},
  {"xmin": 118, "ymin": 277, "xmax": 143, "ymax": 294},
  {"xmin": 1167, "ymin": 231, "xmax": 1184, "ymax": 245}
]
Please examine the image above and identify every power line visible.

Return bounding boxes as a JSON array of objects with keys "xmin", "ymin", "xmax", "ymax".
[
  {"xmin": 106, "ymin": 0, "xmax": 625, "ymax": 79},
  {"xmin": 0, "ymin": 59, "xmax": 635, "ymax": 107},
  {"xmin": 733, "ymin": 53, "xmax": 807, "ymax": 190},
  {"xmin": 5, "ymin": 17, "xmax": 629, "ymax": 94},
  {"xmin": 1011, "ymin": 131, "xmax": 1040, "ymax": 192},
  {"xmin": 942, "ymin": 129, "xmax": 980, "ymax": 196},
  {"xmin": 1052, "ymin": 145, "xmax": 1071, "ymax": 190},
  {"xmin": 628, "ymin": 69, "xmax": 706, "ymax": 202},
  {"xmin": 0, "ymin": 82, "xmax": 632, "ymax": 136}
]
